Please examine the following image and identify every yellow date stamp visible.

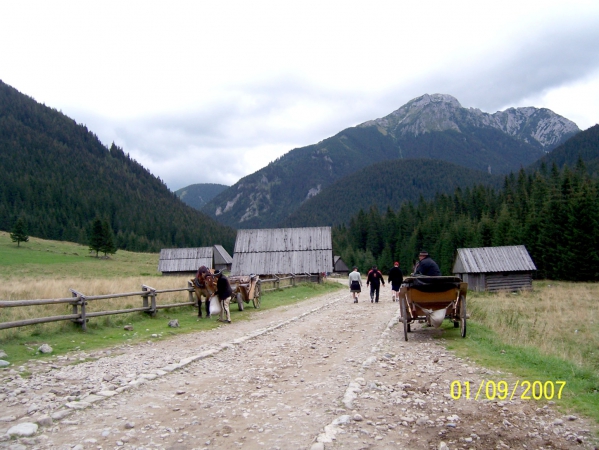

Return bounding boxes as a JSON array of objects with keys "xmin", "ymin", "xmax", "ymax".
[{"xmin": 450, "ymin": 380, "xmax": 567, "ymax": 401}]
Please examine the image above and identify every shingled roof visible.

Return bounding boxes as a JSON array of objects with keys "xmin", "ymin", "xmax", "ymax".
[
  {"xmin": 453, "ymin": 245, "xmax": 537, "ymax": 274},
  {"xmin": 158, "ymin": 247, "xmax": 213, "ymax": 273},
  {"xmin": 231, "ymin": 227, "xmax": 333, "ymax": 276}
]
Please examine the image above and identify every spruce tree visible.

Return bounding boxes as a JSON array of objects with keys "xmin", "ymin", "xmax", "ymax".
[
  {"xmin": 100, "ymin": 220, "xmax": 117, "ymax": 256},
  {"xmin": 89, "ymin": 219, "xmax": 104, "ymax": 257},
  {"xmin": 10, "ymin": 217, "xmax": 29, "ymax": 247}
]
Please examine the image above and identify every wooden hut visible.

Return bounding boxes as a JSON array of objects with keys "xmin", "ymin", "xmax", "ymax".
[
  {"xmin": 452, "ymin": 245, "xmax": 537, "ymax": 292},
  {"xmin": 213, "ymin": 244, "xmax": 233, "ymax": 271},
  {"xmin": 333, "ymin": 255, "xmax": 349, "ymax": 275},
  {"xmin": 158, "ymin": 246, "xmax": 233, "ymax": 276},
  {"xmin": 231, "ymin": 227, "xmax": 333, "ymax": 277}
]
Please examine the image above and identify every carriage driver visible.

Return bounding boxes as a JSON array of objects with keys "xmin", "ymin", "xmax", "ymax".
[
  {"xmin": 213, "ymin": 270, "xmax": 233, "ymax": 324},
  {"xmin": 413, "ymin": 250, "xmax": 441, "ymax": 276}
]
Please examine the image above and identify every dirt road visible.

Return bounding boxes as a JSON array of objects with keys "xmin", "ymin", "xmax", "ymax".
[{"xmin": 1, "ymin": 285, "xmax": 597, "ymax": 449}]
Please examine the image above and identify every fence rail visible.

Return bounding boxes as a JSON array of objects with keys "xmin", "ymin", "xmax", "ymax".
[
  {"xmin": 257, "ymin": 273, "xmax": 320, "ymax": 292},
  {"xmin": 1, "ymin": 273, "xmax": 322, "ymax": 331},
  {"xmin": 0, "ymin": 283, "xmax": 195, "ymax": 332}
]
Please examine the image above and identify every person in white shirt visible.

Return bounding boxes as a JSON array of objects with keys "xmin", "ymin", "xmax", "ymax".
[{"xmin": 348, "ymin": 266, "xmax": 363, "ymax": 303}]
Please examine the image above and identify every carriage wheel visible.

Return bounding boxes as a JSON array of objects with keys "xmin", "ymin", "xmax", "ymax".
[
  {"xmin": 399, "ymin": 296, "xmax": 409, "ymax": 342},
  {"xmin": 460, "ymin": 295, "xmax": 467, "ymax": 338}
]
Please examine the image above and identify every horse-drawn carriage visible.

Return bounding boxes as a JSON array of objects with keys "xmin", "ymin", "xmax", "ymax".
[
  {"xmin": 398, "ymin": 276, "xmax": 468, "ymax": 341},
  {"xmin": 228, "ymin": 274, "xmax": 261, "ymax": 310},
  {"xmin": 191, "ymin": 268, "xmax": 260, "ymax": 317}
]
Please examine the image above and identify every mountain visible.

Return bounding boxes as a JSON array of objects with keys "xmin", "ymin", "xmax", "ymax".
[
  {"xmin": 175, "ymin": 183, "xmax": 229, "ymax": 210},
  {"xmin": 0, "ymin": 80, "xmax": 236, "ymax": 252},
  {"xmin": 203, "ymin": 93, "xmax": 579, "ymax": 229},
  {"xmin": 281, "ymin": 159, "xmax": 503, "ymax": 228},
  {"xmin": 529, "ymin": 124, "xmax": 599, "ymax": 176}
]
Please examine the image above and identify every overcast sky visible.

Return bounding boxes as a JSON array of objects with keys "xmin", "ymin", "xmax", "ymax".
[{"xmin": 2, "ymin": 0, "xmax": 599, "ymax": 191}]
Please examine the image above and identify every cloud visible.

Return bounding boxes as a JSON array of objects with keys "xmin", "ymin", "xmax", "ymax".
[{"xmin": 4, "ymin": 0, "xmax": 598, "ymax": 191}]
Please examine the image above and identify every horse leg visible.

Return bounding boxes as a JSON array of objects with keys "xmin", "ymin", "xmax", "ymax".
[
  {"xmin": 205, "ymin": 297, "xmax": 211, "ymax": 318},
  {"xmin": 192, "ymin": 287, "xmax": 203, "ymax": 318}
]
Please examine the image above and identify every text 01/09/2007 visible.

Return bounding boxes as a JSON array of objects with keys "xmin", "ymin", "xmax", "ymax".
[{"xmin": 450, "ymin": 380, "xmax": 566, "ymax": 401}]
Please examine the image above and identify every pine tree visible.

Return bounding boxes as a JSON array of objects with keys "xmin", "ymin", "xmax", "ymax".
[
  {"xmin": 100, "ymin": 220, "xmax": 117, "ymax": 256},
  {"xmin": 10, "ymin": 217, "xmax": 29, "ymax": 247},
  {"xmin": 89, "ymin": 219, "xmax": 104, "ymax": 257}
]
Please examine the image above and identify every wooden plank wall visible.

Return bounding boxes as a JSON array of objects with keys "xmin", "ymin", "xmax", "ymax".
[{"xmin": 485, "ymin": 272, "xmax": 533, "ymax": 292}]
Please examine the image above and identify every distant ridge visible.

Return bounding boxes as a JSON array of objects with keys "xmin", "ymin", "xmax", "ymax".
[
  {"xmin": 203, "ymin": 94, "xmax": 579, "ymax": 229},
  {"xmin": 175, "ymin": 183, "xmax": 229, "ymax": 210},
  {"xmin": 529, "ymin": 124, "xmax": 599, "ymax": 176}
]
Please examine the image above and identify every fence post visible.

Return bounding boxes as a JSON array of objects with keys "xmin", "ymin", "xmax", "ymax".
[
  {"xmin": 187, "ymin": 280, "xmax": 195, "ymax": 305},
  {"xmin": 142, "ymin": 285, "xmax": 149, "ymax": 310},
  {"xmin": 142, "ymin": 285, "xmax": 157, "ymax": 317},
  {"xmin": 291, "ymin": 273, "xmax": 295, "ymax": 287},
  {"xmin": 70, "ymin": 289, "xmax": 87, "ymax": 331},
  {"xmin": 275, "ymin": 275, "xmax": 280, "ymax": 290}
]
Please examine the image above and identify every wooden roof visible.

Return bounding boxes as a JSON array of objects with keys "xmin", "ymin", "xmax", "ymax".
[
  {"xmin": 158, "ymin": 247, "xmax": 213, "ymax": 273},
  {"xmin": 452, "ymin": 245, "xmax": 537, "ymax": 274},
  {"xmin": 334, "ymin": 255, "xmax": 350, "ymax": 272},
  {"xmin": 213, "ymin": 245, "xmax": 233, "ymax": 265},
  {"xmin": 231, "ymin": 227, "xmax": 333, "ymax": 275}
]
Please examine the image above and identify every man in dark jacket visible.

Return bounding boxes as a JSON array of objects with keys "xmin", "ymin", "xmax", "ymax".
[
  {"xmin": 414, "ymin": 251, "xmax": 441, "ymax": 276},
  {"xmin": 366, "ymin": 265, "xmax": 385, "ymax": 303},
  {"xmin": 387, "ymin": 262, "xmax": 403, "ymax": 302},
  {"xmin": 214, "ymin": 270, "xmax": 233, "ymax": 323}
]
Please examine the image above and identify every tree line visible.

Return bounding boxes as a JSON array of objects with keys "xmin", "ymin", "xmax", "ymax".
[{"xmin": 333, "ymin": 161, "xmax": 599, "ymax": 281}]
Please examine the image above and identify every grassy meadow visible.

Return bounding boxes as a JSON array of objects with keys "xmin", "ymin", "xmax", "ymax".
[{"xmin": 441, "ymin": 281, "xmax": 599, "ymax": 424}]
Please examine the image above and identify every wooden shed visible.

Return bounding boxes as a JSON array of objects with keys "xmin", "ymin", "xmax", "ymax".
[
  {"xmin": 213, "ymin": 244, "xmax": 233, "ymax": 271},
  {"xmin": 158, "ymin": 246, "xmax": 233, "ymax": 276},
  {"xmin": 333, "ymin": 255, "xmax": 350, "ymax": 275},
  {"xmin": 452, "ymin": 245, "xmax": 537, "ymax": 292},
  {"xmin": 231, "ymin": 227, "xmax": 334, "ymax": 277}
]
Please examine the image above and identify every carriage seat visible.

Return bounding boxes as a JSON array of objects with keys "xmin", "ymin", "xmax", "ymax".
[{"xmin": 403, "ymin": 276, "xmax": 462, "ymax": 293}]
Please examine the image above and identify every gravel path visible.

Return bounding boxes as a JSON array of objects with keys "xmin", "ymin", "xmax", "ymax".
[{"xmin": 1, "ymin": 285, "xmax": 597, "ymax": 449}]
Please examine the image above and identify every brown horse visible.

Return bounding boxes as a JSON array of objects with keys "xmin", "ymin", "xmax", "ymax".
[{"xmin": 191, "ymin": 266, "xmax": 216, "ymax": 318}]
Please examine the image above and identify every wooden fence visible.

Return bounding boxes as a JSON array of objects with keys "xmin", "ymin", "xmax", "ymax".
[
  {"xmin": 0, "ymin": 274, "xmax": 321, "ymax": 331},
  {"xmin": 258, "ymin": 273, "xmax": 321, "ymax": 292},
  {"xmin": 0, "ymin": 283, "xmax": 196, "ymax": 332}
]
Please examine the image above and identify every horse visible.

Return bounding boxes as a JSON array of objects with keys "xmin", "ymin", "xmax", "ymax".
[{"xmin": 191, "ymin": 266, "xmax": 216, "ymax": 318}]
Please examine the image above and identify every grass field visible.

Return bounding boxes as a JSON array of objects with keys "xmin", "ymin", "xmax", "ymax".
[
  {"xmin": 441, "ymin": 282, "xmax": 599, "ymax": 425},
  {"xmin": 0, "ymin": 231, "xmax": 160, "ymax": 279}
]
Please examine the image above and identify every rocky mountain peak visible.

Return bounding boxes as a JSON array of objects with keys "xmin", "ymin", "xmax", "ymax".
[{"xmin": 360, "ymin": 94, "xmax": 580, "ymax": 149}]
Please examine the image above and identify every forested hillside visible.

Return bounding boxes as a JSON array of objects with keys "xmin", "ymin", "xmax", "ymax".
[
  {"xmin": 530, "ymin": 124, "xmax": 599, "ymax": 176},
  {"xmin": 281, "ymin": 159, "xmax": 502, "ymax": 227},
  {"xmin": 0, "ymin": 80, "xmax": 236, "ymax": 252},
  {"xmin": 333, "ymin": 161, "xmax": 599, "ymax": 281}
]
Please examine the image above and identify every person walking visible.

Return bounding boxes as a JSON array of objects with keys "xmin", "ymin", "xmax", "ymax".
[
  {"xmin": 213, "ymin": 270, "xmax": 233, "ymax": 323},
  {"xmin": 413, "ymin": 250, "xmax": 441, "ymax": 276},
  {"xmin": 348, "ymin": 266, "xmax": 362, "ymax": 303},
  {"xmin": 366, "ymin": 265, "xmax": 385, "ymax": 303},
  {"xmin": 387, "ymin": 261, "xmax": 403, "ymax": 302}
]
